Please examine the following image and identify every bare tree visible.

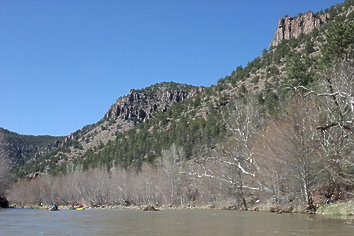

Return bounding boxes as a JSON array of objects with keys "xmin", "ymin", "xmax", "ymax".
[
  {"xmin": 0, "ymin": 156, "xmax": 10, "ymax": 196},
  {"xmin": 317, "ymin": 62, "xmax": 354, "ymax": 185},
  {"xmin": 252, "ymin": 121, "xmax": 291, "ymax": 204},
  {"xmin": 292, "ymin": 61, "xmax": 354, "ymax": 185},
  {"xmin": 184, "ymin": 96, "xmax": 263, "ymax": 209},
  {"xmin": 158, "ymin": 144, "xmax": 186, "ymax": 205},
  {"xmin": 253, "ymin": 96, "xmax": 326, "ymax": 206}
]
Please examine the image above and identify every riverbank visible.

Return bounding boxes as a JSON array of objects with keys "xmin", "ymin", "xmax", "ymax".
[
  {"xmin": 316, "ymin": 200, "xmax": 354, "ymax": 216},
  {"xmin": 9, "ymin": 200, "xmax": 354, "ymax": 218}
]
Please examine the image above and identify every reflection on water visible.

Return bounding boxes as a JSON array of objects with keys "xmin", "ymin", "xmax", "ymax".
[{"xmin": 1, "ymin": 208, "xmax": 353, "ymax": 236}]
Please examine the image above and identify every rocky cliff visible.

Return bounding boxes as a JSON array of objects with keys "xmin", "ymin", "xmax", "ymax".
[
  {"xmin": 14, "ymin": 82, "xmax": 203, "ymax": 173},
  {"xmin": 271, "ymin": 11, "xmax": 328, "ymax": 47},
  {"xmin": 65, "ymin": 83, "xmax": 202, "ymax": 153},
  {"xmin": 104, "ymin": 82, "xmax": 202, "ymax": 122},
  {"xmin": 12, "ymin": 1, "xmax": 352, "ymax": 176}
]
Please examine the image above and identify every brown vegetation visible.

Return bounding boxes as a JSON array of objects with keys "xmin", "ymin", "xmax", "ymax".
[
  {"xmin": 6, "ymin": 60, "xmax": 354, "ymax": 212},
  {"xmin": 0, "ymin": 156, "xmax": 10, "ymax": 196}
]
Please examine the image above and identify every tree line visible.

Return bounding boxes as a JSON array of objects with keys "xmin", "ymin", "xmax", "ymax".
[{"xmin": 5, "ymin": 14, "xmax": 354, "ymax": 210}]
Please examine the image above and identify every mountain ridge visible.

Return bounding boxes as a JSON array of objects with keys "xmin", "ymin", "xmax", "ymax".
[
  {"xmin": 2, "ymin": 0, "xmax": 353, "ymax": 177},
  {"xmin": 3, "ymin": 0, "xmax": 354, "ymax": 210},
  {"xmin": 0, "ymin": 128, "xmax": 62, "ymax": 168}
]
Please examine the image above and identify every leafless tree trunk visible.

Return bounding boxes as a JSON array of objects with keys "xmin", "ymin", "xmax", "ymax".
[
  {"xmin": 159, "ymin": 144, "xmax": 186, "ymax": 205},
  {"xmin": 292, "ymin": 61, "xmax": 354, "ymax": 185},
  {"xmin": 0, "ymin": 156, "xmax": 10, "ymax": 196},
  {"xmin": 253, "ymin": 96, "xmax": 326, "ymax": 205},
  {"xmin": 184, "ymin": 96, "xmax": 263, "ymax": 209}
]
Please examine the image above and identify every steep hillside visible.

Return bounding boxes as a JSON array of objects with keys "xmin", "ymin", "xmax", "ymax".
[
  {"xmin": 7, "ymin": 0, "xmax": 354, "ymax": 209},
  {"xmin": 14, "ymin": 0, "xmax": 354, "ymax": 177},
  {"xmin": 16, "ymin": 82, "xmax": 203, "ymax": 175},
  {"xmin": 0, "ymin": 128, "xmax": 62, "ymax": 168}
]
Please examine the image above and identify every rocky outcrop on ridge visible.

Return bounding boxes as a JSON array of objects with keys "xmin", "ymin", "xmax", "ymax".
[
  {"xmin": 104, "ymin": 82, "xmax": 202, "ymax": 122},
  {"xmin": 16, "ymin": 82, "xmax": 203, "ymax": 171},
  {"xmin": 271, "ymin": 11, "xmax": 328, "ymax": 47}
]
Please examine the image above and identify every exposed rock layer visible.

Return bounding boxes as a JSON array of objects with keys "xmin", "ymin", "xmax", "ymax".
[
  {"xmin": 104, "ymin": 83, "xmax": 202, "ymax": 122},
  {"xmin": 11, "ymin": 83, "xmax": 202, "ymax": 172},
  {"xmin": 271, "ymin": 11, "xmax": 328, "ymax": 47}
]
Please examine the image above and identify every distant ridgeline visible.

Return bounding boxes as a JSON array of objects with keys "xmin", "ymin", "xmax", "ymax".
[
  {"xmin": 0, "ymin": 128, "xmax": 62, "ymax": 169},
  {"xmin": 4, "ymin": 0, "xmax": 354, "ymax": 178}
]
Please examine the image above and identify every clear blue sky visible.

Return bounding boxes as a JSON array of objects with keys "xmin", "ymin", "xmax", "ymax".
[{"xmin": 0, "ymin": 0, "xmax": 344, "ymax": 136}]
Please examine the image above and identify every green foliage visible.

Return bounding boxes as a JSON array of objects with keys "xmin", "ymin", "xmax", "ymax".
[
  {"xmin": 250, "ymin": 76, "xmax": 259, "ymax": 84},
  {"xmin": 285, "ymin": 53, "xmax": 313, "ymax": 87},
  {"xmin": 14, "ymin": 0, "xmax": 354, "ymax": 178},
  {"xmin": 135, "ymin": 82, "xmax": 196, "ymax": 97},
  {"xmin": 0, "ymin": 128, "xmax": 62, "ymax": 149},
  {"xmin": 273, "ymin": 41, "xmax": 291, "ymax": 63},
  {"xmin": 264, "ymin": 90, "xmax": 279, "ymax": 112},
  {"xmin": 321, "ymin": 22, "xmax": 354, "ymax": 66},
  {"xmin": 304, "ymin": 40, "xmax": 315, "ymax": 55},
  {"xmin": 237, "ymin": 84, "xmax": 248, "ymax": 97},
  {"xmin": 266, "ymin": 66, "xmax": 280, "ymax": 76},
  {"xmin": 343, "ymin": 0, "xmax": 354, "ymax": 9},
  {"xmin": 68, "ymin": 98, "xmax": 226, "ymax": 171}
]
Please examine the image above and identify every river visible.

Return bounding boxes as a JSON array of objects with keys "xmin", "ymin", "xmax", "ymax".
[{"xmin": 0, "ymin": 208, "xmax": 353, "ymax": 235}]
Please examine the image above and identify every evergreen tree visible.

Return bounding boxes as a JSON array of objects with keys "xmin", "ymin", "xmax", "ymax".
[
  {"xmin": 286, "ymin": 54, "xmax": 313, "ymax": 87},
  {"xmin": 321, "ymin": 22, "xmax": 354, "ymax": 66}
]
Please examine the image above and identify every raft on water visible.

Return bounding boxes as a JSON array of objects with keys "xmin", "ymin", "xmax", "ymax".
[{"xmin": 49, "ymin": 208, "xmax": 60, "ymax": 211}]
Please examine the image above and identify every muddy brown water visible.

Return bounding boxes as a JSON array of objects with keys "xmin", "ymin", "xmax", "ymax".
[{"xmin": 1, "ymin": 208, "xmax": 353, "ymax": 235}]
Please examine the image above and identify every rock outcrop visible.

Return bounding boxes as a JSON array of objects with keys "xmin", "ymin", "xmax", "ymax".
[
  {"xmin": 104, "ymin": 82, "xmax": 202, "ymax": 122},
  {"xmin": 143, "ymin": 205, "xmax": 159, "ymax": 211},
  {"xmin": 26, "ymin": 172, "xmax": 44, "ymax": 180},
  {"xmin": 271, "ymin": 11, "xmax": 328, "ymax": 47},
  {"xmin": 0, "ymin": 195, "xmax": 9, "ymax": 208},
  {"xmin": 14, "ymin": 82, "xmax": 202, "ymax": 173}
]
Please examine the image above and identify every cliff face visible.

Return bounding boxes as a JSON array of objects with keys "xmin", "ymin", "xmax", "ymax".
[
  {"xmin": 11, "ymin": 1, "xmax": 353, "ymax": 176},
  {"xmin": 13, "ymin": 82, "xmax": 203, "ymax": 172},
  {"xmin": 271, "ymin": 11, "xmax": 328, "ymax": 47},
  {"xmin": 62, "ymin": 83, "xmax": 202, "ymax": 153},
  {"xmin": 104, "ymin": 83, "xmax": 202, "ymax": 122}
]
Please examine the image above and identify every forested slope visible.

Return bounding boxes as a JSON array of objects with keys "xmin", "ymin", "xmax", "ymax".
[{"xmin": 6, "ymin": 0, "xmax": 354, "ymax": 210}]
